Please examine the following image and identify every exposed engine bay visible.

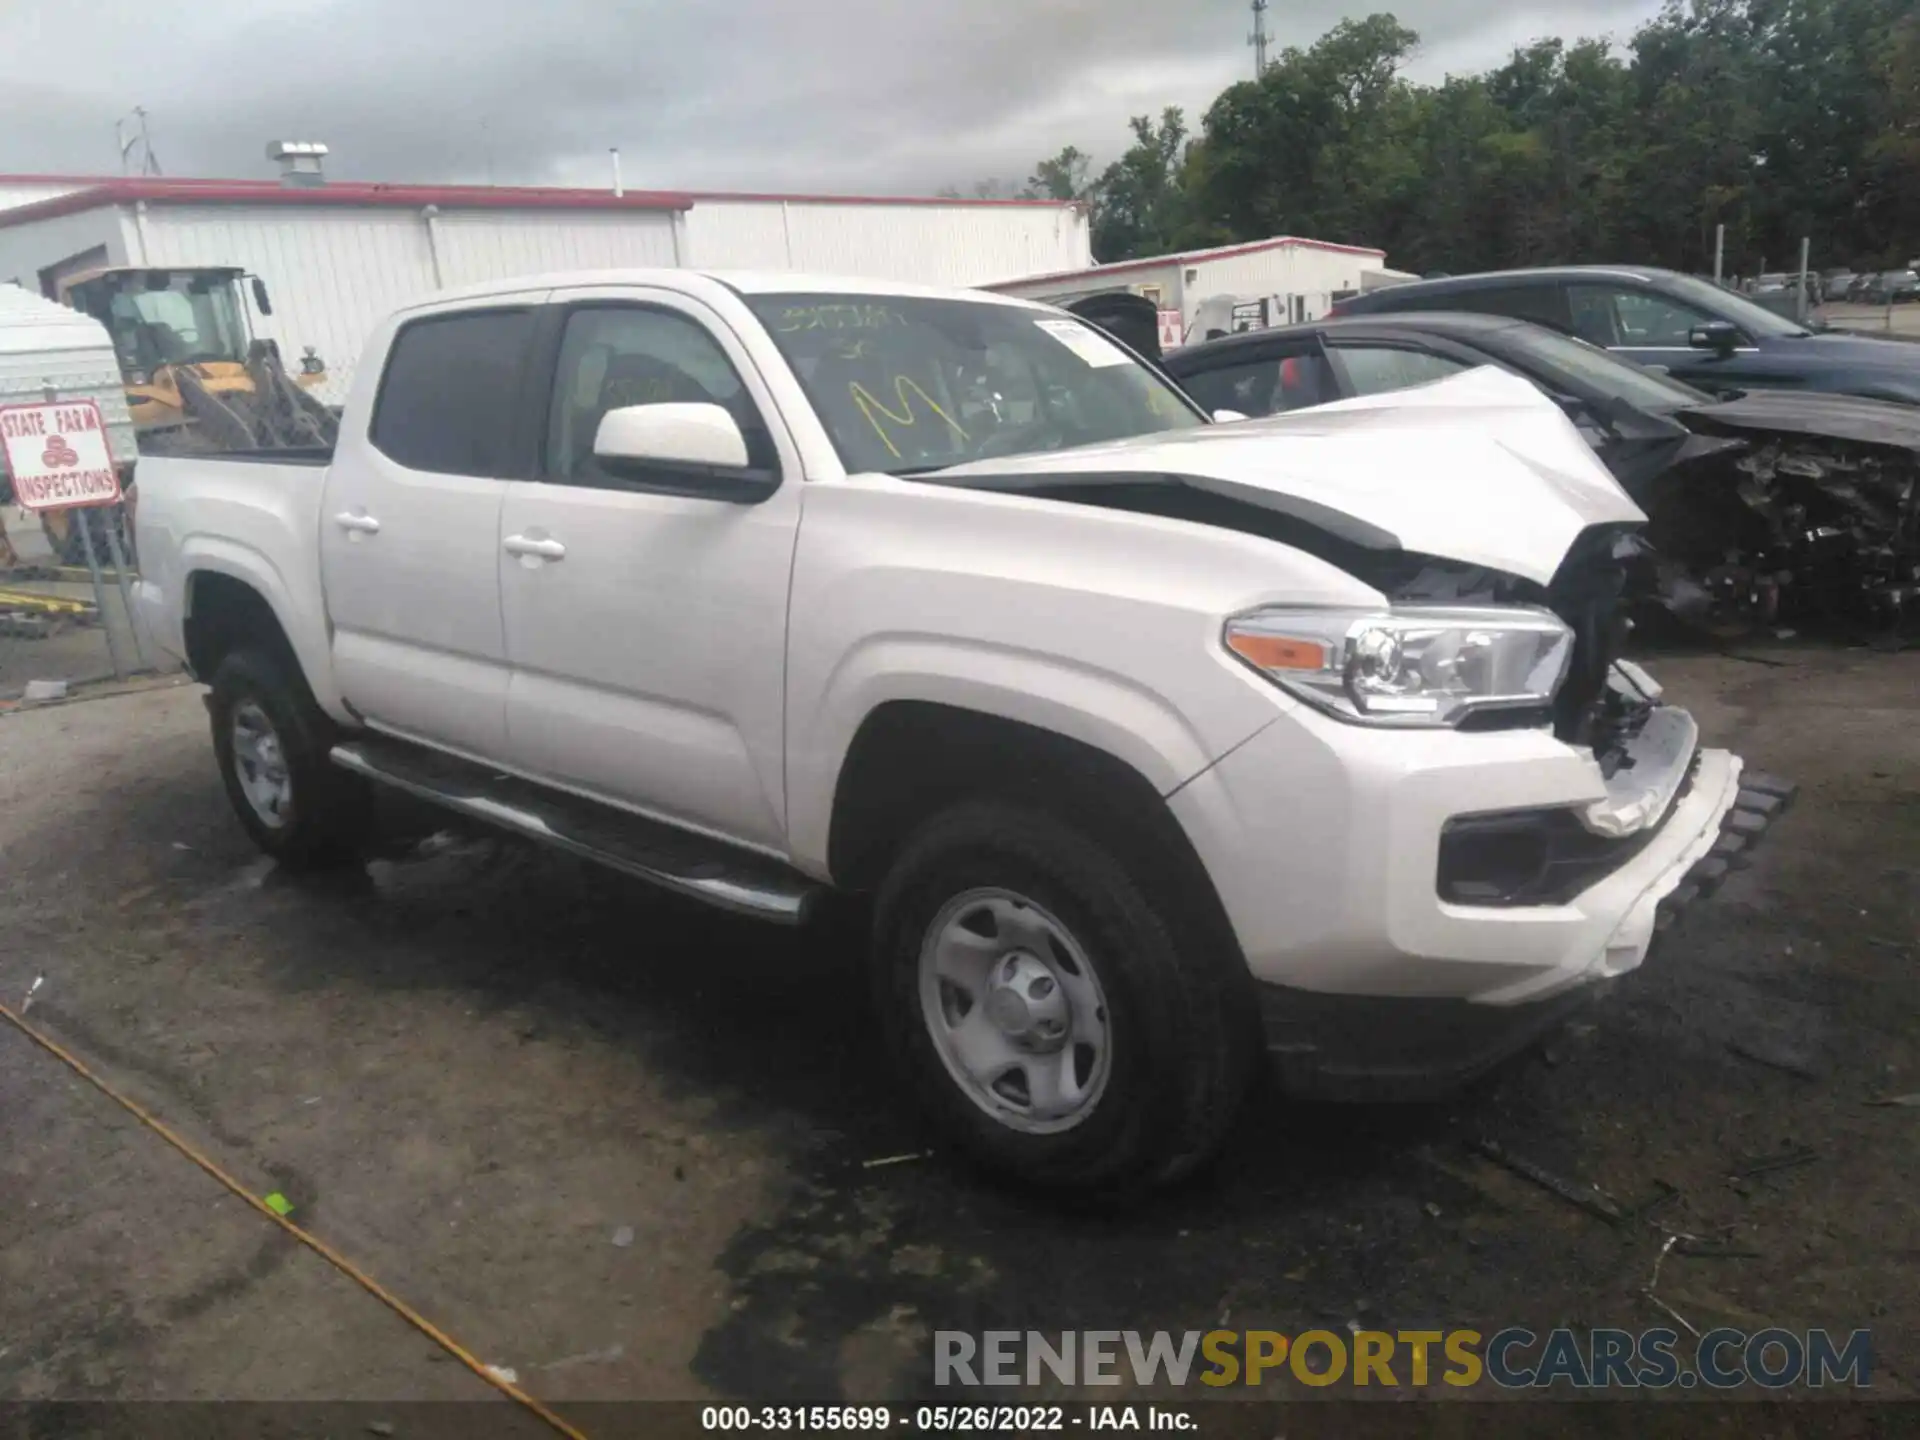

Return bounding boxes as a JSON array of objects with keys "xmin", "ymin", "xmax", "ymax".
[{"xmin": 1635, "ymin": 407, "xmax": 1920, "ymax": 637}]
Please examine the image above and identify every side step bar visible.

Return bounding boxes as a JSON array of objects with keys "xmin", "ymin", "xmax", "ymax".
[
  {"xmin": 331, "ymin": 737, "xmax": 822, "ymax": 925},
  {"xmin": 1655, "ymin": 771, "xmax": 1795, "ymax": 931}
]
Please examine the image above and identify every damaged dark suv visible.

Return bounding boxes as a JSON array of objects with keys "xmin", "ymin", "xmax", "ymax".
[{"xmin": 1167, "ymin": 312, "xmax": 1920, "ymax": 636}]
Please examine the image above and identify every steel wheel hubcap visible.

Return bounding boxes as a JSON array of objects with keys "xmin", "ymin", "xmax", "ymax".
[
  {"xmin": 918, "ymin": 888, "xmax": 1111, "ymax": 1134},
  {"xmin": 230, "ymin": 701, "xmax": 293, "ymax": 829}
]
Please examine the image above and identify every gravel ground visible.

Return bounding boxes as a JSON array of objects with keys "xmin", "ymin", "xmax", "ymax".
[{"xmin": 0, "ymin": 645, "xmax": 1914, "ymax": 1421}]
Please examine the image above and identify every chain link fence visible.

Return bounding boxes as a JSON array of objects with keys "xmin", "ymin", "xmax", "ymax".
[{"xmin": 0, "ymin": 498, "xmax": 159, "ymax": 704}]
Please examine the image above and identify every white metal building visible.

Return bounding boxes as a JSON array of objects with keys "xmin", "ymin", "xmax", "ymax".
[
  {"xmin": 0, "ymin": 174, "xmax": 1093, "ymax": 400},
  {"xmin": 984, "ymin": 236, "xmax": 1407, "ymax": 348}
]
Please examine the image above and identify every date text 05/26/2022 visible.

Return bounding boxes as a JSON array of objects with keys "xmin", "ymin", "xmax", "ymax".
[{"xmin": 701, "ymin": 1406, "xmax": 1192, "ymax": 1431}]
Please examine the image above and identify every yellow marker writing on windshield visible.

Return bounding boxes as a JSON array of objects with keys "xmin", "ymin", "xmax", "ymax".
[{"xmin": 849, "ymin": 377, "xmax": 969, "ymax": 459}]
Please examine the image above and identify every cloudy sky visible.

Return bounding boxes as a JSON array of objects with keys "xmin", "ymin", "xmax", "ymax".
[{"xmin": 4, "ymin": 0, "xmax": 1665, "ymax": 195}]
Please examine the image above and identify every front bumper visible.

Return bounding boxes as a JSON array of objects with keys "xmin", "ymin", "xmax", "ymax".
[
  {"xmin": 1168, "ymin": 698, "xmax": 1792, "ymax": 1088},
  {"xmin": 1256, "ymin": 769, "xmax": 1790, "ymax": 1101}
]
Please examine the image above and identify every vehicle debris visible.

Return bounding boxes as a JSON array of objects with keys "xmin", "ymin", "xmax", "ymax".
[
  {"xmin": 1643, "ymin": 1234, "xmax": 1702, "ymax": 1338},
  {"xmin": 1471, "ymin": 1138, "xmax": 1624, "ymax": 1224},
  {"xmin": 861, "ymin": 1151, "xmax": 932, "ymax": 1170},
  {"xmin": 19, "ymin": 975, "xmax": 43, "ymax": 1015},
  {"xmin": 1727, "ymin": 1039, "xmax": 1822, "ymax": 1079},
  {"xmin": 611, "ymin": 1225, "xmax": 635, "ymax": 1248},
  {"xmin": 1865, "ymin": 1092, "xmax": 1920, "ymax": 1107},
  {"xmin": 1731, "ymin": 1145, "xmax": 1819, "ymax": 1179}
]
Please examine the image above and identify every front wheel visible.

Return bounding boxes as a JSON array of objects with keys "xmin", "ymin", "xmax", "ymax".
[{"xmin": 870, "ymin": 801, "xmax": 1256, "ymax": 1194}]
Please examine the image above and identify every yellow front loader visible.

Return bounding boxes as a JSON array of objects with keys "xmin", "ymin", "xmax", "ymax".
[{"xmin": 43, "ymin": 266, "xmax": 338, "ymax": 564}]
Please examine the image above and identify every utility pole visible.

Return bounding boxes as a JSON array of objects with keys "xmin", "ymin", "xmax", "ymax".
[
  {"xmin": 115, "ymin": 107, "xmax": 161, "ymax": 176},
  {"xmin": 1249, "ymin": 0, "xmax": 1271, "ymax": 78}
]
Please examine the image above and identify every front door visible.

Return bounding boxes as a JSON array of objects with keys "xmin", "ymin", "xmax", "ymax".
[
  {"xmin": 1566, "ymin": 282, "xmax": 1756, "ymax": 395},
  {"xmin": 319, "ymin": 298, "xmax": 545, "ymax": 761},
  {"xmin": 498, "ymin": 290, "xmax": 802, "ymax": 852}
]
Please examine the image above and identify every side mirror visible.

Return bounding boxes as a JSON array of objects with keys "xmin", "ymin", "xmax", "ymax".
[
  {"xmin": 593, "ymin": 402, "xmax": 778, "ymax": 502},
  {"xmin": 1212, "ymin": 408, "xmax": 1250, "ymax": 424},
  {"xmin": 250, "ymin": 276, "xmax": 273, "ymax": 316},
  {"xmin": 1688, "ymin": 321, "xmax": 1739, "ymax": 354}
]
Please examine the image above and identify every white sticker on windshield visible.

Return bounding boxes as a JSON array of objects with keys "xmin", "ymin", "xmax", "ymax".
[{"xmin": 1033, "ymin": 318, "xmax": 1132, "ymax": 368}]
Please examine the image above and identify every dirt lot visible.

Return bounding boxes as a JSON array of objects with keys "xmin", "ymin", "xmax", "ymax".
[{"xmin": 1, "ymin": 645, "xmax": 1915, "ymax": 1419}]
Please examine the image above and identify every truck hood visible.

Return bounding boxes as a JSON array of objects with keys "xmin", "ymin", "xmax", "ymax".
[{"xmin": 923, "ymin": 366, "xmax": 1645, "ymax": 585}]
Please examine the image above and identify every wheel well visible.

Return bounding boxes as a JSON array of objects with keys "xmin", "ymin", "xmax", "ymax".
[
  {"xmin": 183, "ymin": 572, "xmax": 297, "ymax": 682},
  {"xmin": 827, "ymin": 701, "xmax": 1243, "ymax": 958}
]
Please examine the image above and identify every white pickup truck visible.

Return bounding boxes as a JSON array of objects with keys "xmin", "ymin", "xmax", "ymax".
[{"xmin": 131, "ymin": 270, "xmax": 1788, "ymax": 1192}]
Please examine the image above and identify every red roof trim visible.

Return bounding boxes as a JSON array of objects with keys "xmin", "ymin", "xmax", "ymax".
[
  {"xmin": 0, "ymin": 174, "xmax": 1084, "ymax": 223},
  {"xmin": 985, "ymin": 235, "xmax": 1387, "ymax": 290},
  {"xmin": 681, "ymin": 190, "xmax": 1081, "ymax": 210},
  {"xmin": 0, "ymin": 179, "xmax": 695, "ymax": 228}
]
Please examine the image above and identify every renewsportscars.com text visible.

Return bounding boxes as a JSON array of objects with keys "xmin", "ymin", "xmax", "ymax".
[{"xmin": 934, "ymin": 1327, "xmax": 1873, "ymax": 1390}]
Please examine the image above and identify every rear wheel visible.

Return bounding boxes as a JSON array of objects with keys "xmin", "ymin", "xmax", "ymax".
[
  {"xmin": 870, "ymin": 800, "xmax": 1256, "ymax": 1194},
  {"xmin": 208, "ymin": 646, "xmax": 370, "ymax": 867}
]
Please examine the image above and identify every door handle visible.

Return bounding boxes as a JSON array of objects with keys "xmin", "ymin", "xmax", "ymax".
[
  {"xmin": 333, "ymin": 511, "xmax": 381, "ymax": 534},
  {"xmin": 503, "ymin": 534, "xmax": 567, "ymax": 561}
]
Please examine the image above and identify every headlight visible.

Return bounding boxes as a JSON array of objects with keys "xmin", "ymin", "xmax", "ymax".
[{"xmin": 1223, "ymin": 605, "xmax": 1574, "ymax": 728}]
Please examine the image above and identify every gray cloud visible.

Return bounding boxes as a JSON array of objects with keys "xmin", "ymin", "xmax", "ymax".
[{"xmin": 4, "ymin": 0, "xmax": 1663, "ymax": 195}]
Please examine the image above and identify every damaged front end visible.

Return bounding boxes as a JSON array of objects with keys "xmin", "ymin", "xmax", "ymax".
[
  {"xmin": 1642, "ymin": 406, "xmax": 1920, "ymax": 638},
  {"xmin": 1370, "ymin": 528, "xmax": 1793, "ymax": 925}
]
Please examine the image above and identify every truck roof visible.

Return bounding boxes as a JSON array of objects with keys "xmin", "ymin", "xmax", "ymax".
[{"xmin": 395, "ymin": 269, "xmax": 1056, "ymax": 313}]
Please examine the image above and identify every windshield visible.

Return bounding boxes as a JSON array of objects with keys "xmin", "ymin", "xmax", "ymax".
[
  {"xmin": 84, "ymin": 272, "xmax": 249, "ymax": 371},
  {"xmin": 1662, "ymin": 272, "xmax": 1808, "ymax": 338},
  {"xmin": 1499, "ymin": 323, "xmax": 1713, "ymax": 410},
  {"xmin": 745, "ymin": 292, "xmax": 1204, "ymax": 475}
]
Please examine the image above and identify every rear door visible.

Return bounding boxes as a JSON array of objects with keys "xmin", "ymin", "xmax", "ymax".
[
  {"xmin": 319, "ymin": 296, "xmax": 546, "ymax": 760},
  {"xmin": 497, "ymin": 287, "xmax": 802, "ymax": 851}
]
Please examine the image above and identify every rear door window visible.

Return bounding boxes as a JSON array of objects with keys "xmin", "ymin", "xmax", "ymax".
[{"xmin": 370, "ymin": 309, "xmax": 538, "ymax": 476}]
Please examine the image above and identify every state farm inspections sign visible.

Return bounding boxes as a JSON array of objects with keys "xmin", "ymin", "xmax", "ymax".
[{"xmin": 0, "ymin": 401, "xmax": 122, "ymax": 511}]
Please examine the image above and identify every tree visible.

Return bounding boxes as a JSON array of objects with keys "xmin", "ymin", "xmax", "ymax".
[
  {"xmin": 1023, "ymin": 2, "xmax": 1914, "ymax": 278},
  {"xmin": 1090, "ymin": 110, "xmax": 1196, "ymax": 260}
]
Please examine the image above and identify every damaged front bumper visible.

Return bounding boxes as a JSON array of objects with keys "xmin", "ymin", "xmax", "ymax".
[{"xmin": 1169, "ymin": 686, "xmax": 1795, "ymax": 1102}]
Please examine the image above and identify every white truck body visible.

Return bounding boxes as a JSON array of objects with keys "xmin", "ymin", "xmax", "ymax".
[{"xmin": 129, "ymin": 269, "xmax": 1780, "ymax": 1189}]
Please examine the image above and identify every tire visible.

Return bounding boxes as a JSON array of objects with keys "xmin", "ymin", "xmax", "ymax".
[
  {"xmin": 870, "ymin": 799, "xmax": 1257, "ymax": 1195},
  {"xmin": 208, "ymin": 646, "xmax": 370, "ymax": 868}
]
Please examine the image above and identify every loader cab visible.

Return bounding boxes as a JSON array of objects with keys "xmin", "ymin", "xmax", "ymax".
[
  {"xmin": 61, "ymin": 267, "xmax": 254, "ymax": 377},
  {"xmin": 55, "ymin": 266, "xmax": 326, "ymax": 440}
]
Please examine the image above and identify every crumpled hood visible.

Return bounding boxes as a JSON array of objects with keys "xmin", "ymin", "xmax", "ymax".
[
  {"xmin": 1684, "ymin": 388, "xmax": 1920, "ymax": 452},
  {"xmin": 925, "ymin": 366, "xmax": 1645, "ymax": 585}
]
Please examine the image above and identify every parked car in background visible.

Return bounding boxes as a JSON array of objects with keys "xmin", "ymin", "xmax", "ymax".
[
  {"xmin": 129, "ymin": 269, "xmax": 1772, "ymax": 1191},
  {"xmin": 1166, "ymin": 312, "xmax": 1920, "ymax": 637},
  {"xmin": 1823, "ymin": 269, "xmax": 1857, "ymax": 300},
  {"xmin": 1846, "ymin": 274, "xmax": 1878, "ymax": 302},
  {"xmin": 1330, "ymin": 265, "xmax": 1920, "ymax": 403},
  {"xmin": 1865, "ymin": 270, "xmax": 1920, "ymax": 305}
]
